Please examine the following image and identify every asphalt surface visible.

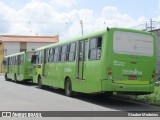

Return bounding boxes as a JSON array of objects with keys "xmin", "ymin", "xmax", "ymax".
[{"xmin": 0, "ymin": 75, "xmax": 160, "ymax": 120}]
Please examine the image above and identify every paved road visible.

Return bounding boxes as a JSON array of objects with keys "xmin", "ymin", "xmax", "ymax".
[{"xmin": 0, "ymin": 76, "xmax": 160, "ymax": 120}]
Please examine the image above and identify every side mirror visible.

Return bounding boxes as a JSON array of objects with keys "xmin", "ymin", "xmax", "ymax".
[{"xmin": 31, "ymin": 55, "xmax": 37, "ymax": 64}]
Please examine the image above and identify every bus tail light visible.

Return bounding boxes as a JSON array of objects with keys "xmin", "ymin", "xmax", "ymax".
[
  {"xmin": 108, "ymin": 71, "xmax": 112, "ymax": 75},
  {"xmin": 108, "ymin": 67, "xmax": 112, "ymax": 75},
  {"xmin": 107, "ymin": 67, "xmax": 112, "ymax": 80}
]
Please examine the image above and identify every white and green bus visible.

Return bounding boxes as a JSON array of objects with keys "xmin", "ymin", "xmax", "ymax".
[
  {"xmin": 4, "ymin": 51, "xmax": 34, "ymax": 82},
  {"xmin": 31, "ymin": 28, "xmax": 156, "ymax": 96}
]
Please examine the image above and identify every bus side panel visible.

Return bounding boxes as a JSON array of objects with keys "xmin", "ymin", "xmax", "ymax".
[
  {"xmin": 50, "ymin": 63, "xmax": 57, "ymax": 87},
  {"xmin": 85, "ymin": 60, "xmax": 102, "ymax": 93},
  {"xmin": 23, "ymin": 52, "xmax": 33, "ymax": 80},
  {"xmin": 59, "ymin": 62, "xmax": 66, "ymax": 89},
  {"xmin": 101, "ymin": 30, "xmax": 114, "ymax": 91},
  {"xmin": 85, "ymin": 35, "xmax": 106, "ymax": 93},
  {"xmin": 44, "ymin": 62, "xmax": 59, "ymax": 88},
  {"xmin": 8, "ymin": 65, "xmax": 14, "ymax": 80},
  {"xmin": 32, "ymin": 64, "xmax": 38, "ymax": 84}
]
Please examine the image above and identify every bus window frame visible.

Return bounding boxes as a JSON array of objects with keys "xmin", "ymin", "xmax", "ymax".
[
  {"xmin": 60, "ymin": 44, "xmax": 68, "ymax": 62},
  {"xmin": 88, "ymin": 36, "xmax": 103, "ymax": 61},
  {"xmin": 68, "ymin": 42, "xmax": 76, "ymax": 62}
]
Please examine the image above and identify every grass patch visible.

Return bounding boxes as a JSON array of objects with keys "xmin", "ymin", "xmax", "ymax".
[{"xmin": 115, "ymin": 86, "xmax": 160, "ymax": 106}]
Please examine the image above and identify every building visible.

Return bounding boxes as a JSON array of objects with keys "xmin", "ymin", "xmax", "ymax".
[{"xmin": 0, "ymin": 35, "xmax": 59, "ymax": 72}]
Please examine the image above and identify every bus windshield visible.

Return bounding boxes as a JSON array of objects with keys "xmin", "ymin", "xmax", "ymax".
[{"xmin": 113, "ymin": 31, "xmax": 154, "ymax": 57}]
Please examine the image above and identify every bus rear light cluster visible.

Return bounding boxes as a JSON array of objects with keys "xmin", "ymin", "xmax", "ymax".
[
  {"xmin": 108, "ymin": 71, "xmax": 112, "ymax": 75},
  {"xmin": 108, "ymin": 67, "xmax": 112, "ymax": 75}
]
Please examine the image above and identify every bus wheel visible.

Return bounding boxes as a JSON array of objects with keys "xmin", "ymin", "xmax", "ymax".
[
  {"xmin": 5, "ymin": 74, "xmax": 9, "ymax": 81},
  {"xmin": 65, "ymin": 78, "xmax": 72, "ymax": 97},
  {"xmin": 38, "ymin": 76, "xmax": 43, "ymax": 89},
  {"xmin": 14, "ymin": 74, "xmax": 18, "ymax": 83}
]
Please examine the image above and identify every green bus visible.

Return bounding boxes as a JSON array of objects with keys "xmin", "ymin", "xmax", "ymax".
[
  {"xmin": 31, "ymin": 28, "xmax": 156, "ymax": 96},
  {"xmin": 4, "ymin": 51, "xmax": 34, "ymax": 82}
]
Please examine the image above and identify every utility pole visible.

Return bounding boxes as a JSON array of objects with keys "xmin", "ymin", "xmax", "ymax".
[
  {"xmin": 146, "ymin": 18, "xmax": 155, "ymax": 31},
  {"xmin": 80, "ymin": 20, "xmax": 83, "ymax": 35}
]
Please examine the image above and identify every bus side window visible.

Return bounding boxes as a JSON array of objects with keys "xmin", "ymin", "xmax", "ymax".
[
  {"xmin": 54, "ymin": 47, "xmax": 59, "ymax": 62},
  {"xmin": 44, "ymin": 49, "xmax": 49, "ymax": 64},
  {"xmin": 68, "ymin": 43, "xmax": 76, "ymax": 62},
  {"xmin": 39, "ymin": 51, "xmax": 43, "ymax": 64},
  {"xmin": 15, "ymin": 56, "xmax": 17, "ymax": 65},
  {"xmin": 48, "ymin": 48, "xmax": 52, "ymax": 62},
  {"xmin": 61, "ymin": 45, "xmax": 68, "ymax": 62},
  {"xmin": 97, "ymin": 37, "xmax": 102, "ymax": 59},
  {"xmin": 19, "ymin": 55, "xmax": 24, "ymax": 65},
  {"xmin": 51, "ymin": 48, "xmax": 55, "ymax": 62},
  {"xmin": 37, "ymin": 52, "xmax": 40, "ymax": 64},
  {"xmin": 59, "ymin": 46, "xmax": 62, "ymax": 62},
  {"xmin": 89, "ymin": 37, "xmax": 102, "ymax": 60},
  {"xmin": 9, "ymin": 58, "xmax": 11, "ymax": 65}
]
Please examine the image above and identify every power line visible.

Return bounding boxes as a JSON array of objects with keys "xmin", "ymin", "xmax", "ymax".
[{"xmin": 131, "ymin": 18, "xmax": 159, "ymax": 31}]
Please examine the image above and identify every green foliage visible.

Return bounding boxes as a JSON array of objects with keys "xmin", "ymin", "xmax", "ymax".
[
  {"xmin": 115, "ymin": 87, "xmax": 160, "ymax": 106},
  {"xmin": 135, "ymin": 91, "xmax": 160, "ymax": 105}
]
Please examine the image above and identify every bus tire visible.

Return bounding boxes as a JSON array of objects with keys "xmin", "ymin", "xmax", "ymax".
[
  {"xmin": 5, "ymin": 74, "xmax": 9, "ymax": 81},
  {"xmin": 65, "ymin": 78, "xmax": 72, "ymax": 97},
  {"xmin": 14, "ymin": 74, "xmax": 18, "ymax": 83},
  {"xmin": 38, "ymin": 76, "xmax": 43, "ymax": 89}
]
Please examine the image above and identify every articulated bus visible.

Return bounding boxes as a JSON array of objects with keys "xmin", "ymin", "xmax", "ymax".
[
  {"xmin": 31, "ymin": 28, "xmax": 156, "ymax": 96},
  {"xmin": 4, "ymin": 51, "xmax": 34, "ymax": 82}
]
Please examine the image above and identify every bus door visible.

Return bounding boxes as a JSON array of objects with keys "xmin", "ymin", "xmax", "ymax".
[
  {"xmin": 36, "ymin": 51, "xmax": 43, "ymax": 77},
  {"xmin": 43, "ymin": 49, "xmax": 49, "ymax": 77},
  {"xmin": 18, "ymin": 55, "xmax": 24, "ymax": 75},
  {"xmin": 76, "ymin": 40, "xmax": 88, "ymax": 80},
  {"xmin": 17, "ymin": 55, "xmax": 20, "ymax": 75},
  {"xmin": 42, "ymin": 49, "xmax": 50, "ymax": 77}
]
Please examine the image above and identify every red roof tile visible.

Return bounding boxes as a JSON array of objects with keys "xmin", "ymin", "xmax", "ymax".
[{"xmin": 0, "ymin": 35, "xmax": 59, "ymax": 43}]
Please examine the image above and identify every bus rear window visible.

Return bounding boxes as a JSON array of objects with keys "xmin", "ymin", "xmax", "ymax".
[{"xmin": 113, "ymin": 31, "xmax": 154, "ymax": 57}]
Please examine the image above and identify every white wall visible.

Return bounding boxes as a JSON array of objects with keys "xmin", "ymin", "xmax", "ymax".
[
  {"xmin": 3, "ymin": 42, "xmax": 53, "ymax": 56},
  {"xmin": 4, "ymin": 42, "xmax": 20, "ymax": 56},
  {"xmin": 27, "ymin": 42, "xmax": 51, "ymax": 51}
]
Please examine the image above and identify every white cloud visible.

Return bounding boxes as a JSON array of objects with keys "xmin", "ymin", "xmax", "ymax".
[
  {"xmin": 50, "ymin": 0, "xmax": 78, "ymax": 8},
  {"xmin": 0, "ymin": 0, "xmax": 149, "ymax": 41}
]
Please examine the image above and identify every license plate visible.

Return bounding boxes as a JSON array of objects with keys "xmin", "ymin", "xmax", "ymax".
[{"xmin": 128, "ymin": 76, "xmax": 137, "ymax": 80}]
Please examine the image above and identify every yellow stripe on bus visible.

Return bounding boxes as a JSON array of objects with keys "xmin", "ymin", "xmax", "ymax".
[{"xmin": 114, "ymin": 80, "xmax": 150, "ymax": 85}]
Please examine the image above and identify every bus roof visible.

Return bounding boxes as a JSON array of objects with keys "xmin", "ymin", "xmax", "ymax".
[
  {"xmin": 5, "ymin": 52, "xmax": 25, "ymax": 58},
  {"xmin": 4, "ymin": 50, "xmax": 35, "ymax": 58},
  {"xmin": 35, "ymin": 29, "xmax": 107, "ymax": 51},
  {"xmin": 4, "ymin": 50, "xmax": 36, "ymax": 58},
  {"xmin": 34, "ymin": 28, "xmax": 154, "ymax": 51}
]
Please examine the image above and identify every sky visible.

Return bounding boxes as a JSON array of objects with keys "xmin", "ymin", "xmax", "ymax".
[{"xmin": 0, "ymin": 0, "xmax": 160, "ymax": 40}]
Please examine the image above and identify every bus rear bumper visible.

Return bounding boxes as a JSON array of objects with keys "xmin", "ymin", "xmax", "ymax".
[{"xmin": 101, "ymin": 80, "xmax": 154, "ymax": 94}]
